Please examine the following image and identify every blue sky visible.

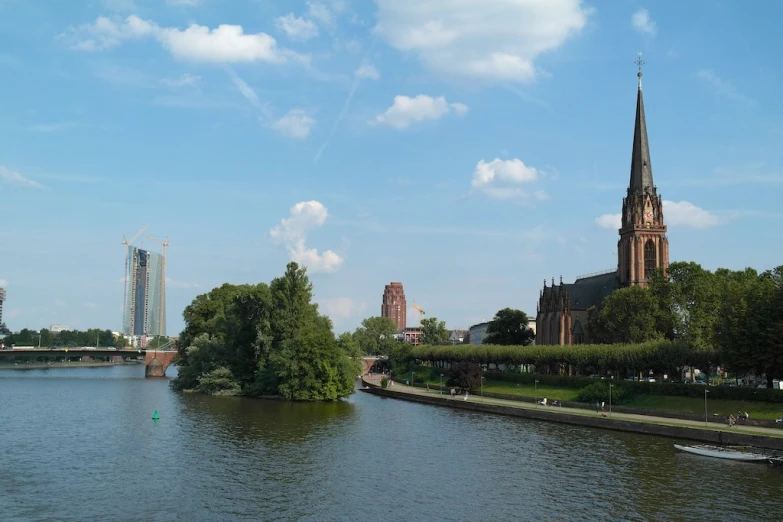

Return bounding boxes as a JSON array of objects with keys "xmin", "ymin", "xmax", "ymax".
[{"xmin": 1, "ymin": 0, "xmax": 781, "ymax": 336}]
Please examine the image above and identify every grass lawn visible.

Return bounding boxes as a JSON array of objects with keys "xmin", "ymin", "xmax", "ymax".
[
  {"xmin": 421, "ymin": 375, "xmax": 783, "ymax": 420},
  {"xmin": 625, "ymin": 394, "xmax": 783, "ymax": 421}
]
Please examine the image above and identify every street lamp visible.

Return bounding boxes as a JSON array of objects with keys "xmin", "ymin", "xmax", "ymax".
[
  {"xmin": 440, "ymin": 373, "xmax": 444, "ymax": 395},
  {"xmin": 535, "ymin": 379, "xmax": 539, "ymax": 408},
  {"xmin": 704, "ymin": 389, "xmax": 710, "ymax": 426},
  {"xmin": 609, "ymin": 383, "xmax": 613, "ymax": 417},
  {"xmin": 480, "ymin": 375, "xmax": 485, "ymax": 402},
  {"xmin": 411, "ymin": 371, "xmax": 415, "ymax": 387}
]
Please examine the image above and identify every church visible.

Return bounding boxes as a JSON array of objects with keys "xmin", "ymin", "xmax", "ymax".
[{"xmin": 535, "ymin": 60, "xmax": 670, "ymax": 345}]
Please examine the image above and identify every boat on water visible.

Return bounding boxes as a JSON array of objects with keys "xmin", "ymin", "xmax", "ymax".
[{"xmin": 673, "ymin": 444, "xmax": 769, "ymax": 462}]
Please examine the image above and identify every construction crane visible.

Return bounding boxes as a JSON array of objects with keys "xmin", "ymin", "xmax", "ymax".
[
  {"xmin": 412, "ymin": 301, "xmax": 426, "ymax": 323},
  {"xmin": 122, "ymin": 226, "xmax": 147, "ymax": 335},
  {"xmin": 144, "ymin": 233, "xmax": 169, "ymax": 338}
]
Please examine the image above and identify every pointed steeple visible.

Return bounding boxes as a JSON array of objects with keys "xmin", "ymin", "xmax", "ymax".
[{"xmin": 628, "ymin": 52, "xmax": 654, "ymax": 195}]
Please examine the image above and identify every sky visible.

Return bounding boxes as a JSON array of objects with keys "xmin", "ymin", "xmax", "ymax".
[{"xmin": 1, "ymin": 0, "xmax": 782, "ymax": 336}]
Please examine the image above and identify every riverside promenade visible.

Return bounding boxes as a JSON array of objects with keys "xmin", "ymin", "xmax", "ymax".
[{"xmin": 360, "ymin": 374, "xmax": 783, "ymax": 451}]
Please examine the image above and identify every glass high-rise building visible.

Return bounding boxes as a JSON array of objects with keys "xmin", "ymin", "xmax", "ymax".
[{"xmin": 123, "ymin": 246, "xmax": 166, "ymax": 337}]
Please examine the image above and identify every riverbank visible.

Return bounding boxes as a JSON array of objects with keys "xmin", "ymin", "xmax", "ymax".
[
  {"xmin": 0, "ymin": 361, "xmax": 144, "ymax": 371},
  {"xmin": 361, "ymin": 376, "xmax": 783, "ymax": 451}
]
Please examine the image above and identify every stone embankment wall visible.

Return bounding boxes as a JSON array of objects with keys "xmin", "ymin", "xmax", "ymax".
[{"xmin": 362, "ymin": 383, "xmax": 783, "ymax": 452}]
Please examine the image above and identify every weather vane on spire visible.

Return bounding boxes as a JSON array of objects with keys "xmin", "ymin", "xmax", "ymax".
[{"xmin": 635, "ymin": 51, "xmax": 645, "ymax": 87}]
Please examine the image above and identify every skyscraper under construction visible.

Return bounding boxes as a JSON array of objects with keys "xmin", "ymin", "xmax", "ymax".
[{"xmin": 123, "ymin": 245, "xmax": 166, "ymax": 338}]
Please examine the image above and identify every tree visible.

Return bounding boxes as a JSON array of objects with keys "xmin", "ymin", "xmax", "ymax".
[
  {"xmin": 173, "ymin": 262, "xmax": 356, "ymax": 400},
  {"xmin": 257, "ymin": 262, "xmax": 356, "ymax": 400},
  {"xmin": 352, "ymin": 316, "xmax": 399, "ymax": 355},
  {"xmin": 586, "ymin": 286, "xmax": 667, "ymax": 344},
  {"xmin": 651, "ymin": 262, "xmax": 719, "ymax": 350},
  {"xmin": 483, "ymin": 308, "xmax": 534, "ymax": 346},
  {"xmin": 447, "ymin": 361, "xmax": 483, "ymax": 391},
  {"xmin": 419, "ymin": 317, "xmax": 449, "ymax": 345}
]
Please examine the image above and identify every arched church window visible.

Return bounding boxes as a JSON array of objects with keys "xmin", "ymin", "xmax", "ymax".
[{"xmin": 644, "ymin": 240, "xmax": 656, "ymax": 279}]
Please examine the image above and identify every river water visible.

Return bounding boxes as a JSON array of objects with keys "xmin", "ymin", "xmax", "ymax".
[{"xmin": 0, "ymin": 365, "xmax": 778, "ymax": 521}]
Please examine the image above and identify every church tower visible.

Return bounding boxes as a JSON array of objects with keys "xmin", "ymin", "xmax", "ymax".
[{"xmin": 618, "ymin": 53, "xmax": 669, "ymax": 287}]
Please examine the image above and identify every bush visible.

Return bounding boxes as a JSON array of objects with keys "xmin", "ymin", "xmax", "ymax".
[
  {"xmin": 196, "ymin": 366, "xmax": 242, "ymax": 396},
  {"xmin": 380, "ymin": 376, "xmax": 388, "ymax": 389},
  {"xmin": 577, "ymin": 381, "xmax": 627, "ymax": 404}
]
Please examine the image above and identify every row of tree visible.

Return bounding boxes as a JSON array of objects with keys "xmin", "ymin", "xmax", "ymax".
[
  {"xmin": 347, "ymin": 307, "xmax": 535, "ymax": 355},
  {"xmin": 172, "ymin": 262, "xmax": 360, "ymax": 400},
  {"xmin": 1, "ymin": 328, "xmax": 132, "ymax": 349},
  {"xmin": 586, "ymin": 262, "xmax": 783, "ymax": 384}
]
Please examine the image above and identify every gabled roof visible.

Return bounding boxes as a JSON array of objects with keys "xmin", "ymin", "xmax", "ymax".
[{"xmin": 569, "ymin": 271, "xmax": 619, "ymax": 311}]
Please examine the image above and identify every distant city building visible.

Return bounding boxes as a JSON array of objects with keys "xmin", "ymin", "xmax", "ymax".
[
  {"xmin": 0, "ymin": 287, "xmax": 5, "ymax": 325},
  {"xmin": 400, "ymin": 327, "xmax": 421, "ymax": 346},
  {"xmin": 50, "ymin": 324, "xmax": 70, "ymax": 333},
  {"xmin": 381, "ymin": 282, "xmax": 407, "ymax": 330},
  {"xmin": 123, "ymin": 246, "xmax": 166, "ymax": 337},
  {"xmin": 448, "ymin": 329, "xmax": 469, "ymax": 345},
  {"xmin": 468, "ymin": 322, "xmax": 491, "ymax": 345},
  {"xmin": 536, "ymin": 59, "xmax": 669, "ymax": 346}
]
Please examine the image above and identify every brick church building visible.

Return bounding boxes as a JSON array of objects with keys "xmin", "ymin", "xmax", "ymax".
[{"xmin": 536, "ymin": 61, "xmax": 670, "ymax": 345}]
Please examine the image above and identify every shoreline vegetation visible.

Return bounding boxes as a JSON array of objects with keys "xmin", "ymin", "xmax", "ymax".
[
  {"xmin": 170, "ymin": 262, "xmax": 361, "ymax": 401},
  {"xmin": 0, "ymin": 361, "xmax": 143, "ymax": 370}
]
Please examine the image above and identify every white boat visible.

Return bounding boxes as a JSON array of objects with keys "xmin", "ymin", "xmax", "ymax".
[{"xmin": 673, "ymin": 444, "xmax": 769, "ymax": 462}]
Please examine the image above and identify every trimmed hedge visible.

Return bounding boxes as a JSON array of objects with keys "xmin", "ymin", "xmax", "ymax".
[{"xmin": 412, "ymin": 340, "xmax": 717, "ymax": 373}]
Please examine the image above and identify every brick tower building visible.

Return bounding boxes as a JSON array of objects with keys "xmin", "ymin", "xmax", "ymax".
[
  {"xmin": 381, "ymin": 282, "xmax": 407, "ymax": 330},
  {"xmin": 535, "ymin": 55, "xmax": 669, "ymax": 345}
]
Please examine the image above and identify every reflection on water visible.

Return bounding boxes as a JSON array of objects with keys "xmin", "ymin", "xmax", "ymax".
[{"xmin": 0, "ymin": 365, "xmax": 777, "ymax": 521}]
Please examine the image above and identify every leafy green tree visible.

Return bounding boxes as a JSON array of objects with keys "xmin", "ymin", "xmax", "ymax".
[
  {"xmin": 586, "ymin": 286, "xmax": 667, "ymax": 344},
  {"xmin": 447, "ymin": 361, "xmax": 482, "ymax": 391},
  {"xmin": 419, "ymin": 317, "xmax": 449, "ymax": 345},
  {"xmin": 39, "ymin": 328, "xmax": 53, "ymax": 347},
  {"xmin": 353, "ymin": 316, "xmax": 399, "ymax": 355},
  {"xmin": 652, "ymin": 262, "xmax": 719, "ymax": 350},
  {"xmin": 336, "ymin": 332, "xmax": 362, "ymax": 361},
  {"xmin": 256, "ymin": 262, "xmax": 357, "ymax": 400},
  {"xmin": 484, "ymin": 308, "xmax": 534, "ymax": 346}
]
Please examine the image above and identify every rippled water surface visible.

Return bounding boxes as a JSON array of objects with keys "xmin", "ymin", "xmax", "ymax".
[{"xmin": 0, "ymin": 365, "xmax": 779, "ymax": 521}]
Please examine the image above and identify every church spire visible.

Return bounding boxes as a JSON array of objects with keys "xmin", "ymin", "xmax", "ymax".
[{"xmin": 628, "ymin": 52, "xmax": 654, "ymax": 195}]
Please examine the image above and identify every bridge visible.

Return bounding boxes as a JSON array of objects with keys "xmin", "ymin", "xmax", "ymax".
[{"xmin": 0, "ymin": 348, "xmax": 178, "ymax": 378}]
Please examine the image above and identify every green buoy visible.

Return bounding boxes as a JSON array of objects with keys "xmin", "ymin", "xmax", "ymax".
[{"xmin": 152, "ymin": 410, "xmax": 160, "ymax": 420}]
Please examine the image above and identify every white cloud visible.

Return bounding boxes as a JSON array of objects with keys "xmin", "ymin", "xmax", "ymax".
[
  {"xmin": 697, "ymin": 70, "xmax": 753, "ymax": 104},
  {"xmin": 319, "ymin": 297, "xmax": 366, "ymax": 320},
  {"xmin": 0, "ymin": 166, "xmax": 45, "ymax": 189},
  {"xmin": 307, "ymin": 2, "xmax": 335, "ymax": 27},
  {"xmin": 64, "ymin": 15, "xmax": 305, "ymax": 64},
  {"xmin": 664, "ymin": 200, "xmax": 721, "ymax": 228},
  {"xmin": 471, "ymin": 158, "xmax": 544, "ymax": 200},
  {"xmin": 166, "ymin": 277, "xmax": 200, "ymax": 289},
  {"xmin": 228, "ymin": 71, "xmax": 264, "ymax": 109},
  {"xmin": 272, "ymin": 109, "xmax": 315, "ymax": 139},
  {"xmin": 0, "ymin": 279, "xmax": 8, "ymax": 286},
  {"xmin": 371, "ymin": 94, "xmax": 468, "ymax": 129},
  {"xmin": 374, "ymin": 0, "xmax": 590, "ymax": 83},
  {"xmin": 161, "ymin": 73, "xmax": 200, "ymax": 87},
  {"xmin": 166, "ymin": 0, "xmax": 200, "ymax": 5},
  {"xmin": 276, "ymin": 13, "xmax": 319, "ymax": 41},
  {"xmin": 269, "ymin": 201, "xmax": 344, "ymax": 273},
  {"xmin": 354, "ymin": 63, "xmax": 379, "ymax": 80},
  {"xmin": 631, "ymin": 8, "xmax": 657, "ymax": 37},
  {"xmin": 595, "ymin": 213, "xmax": 621, "ymax": 230},
  {"xmin": 595, "ymin": 201, "xmax": 721, "ymax": 229}
]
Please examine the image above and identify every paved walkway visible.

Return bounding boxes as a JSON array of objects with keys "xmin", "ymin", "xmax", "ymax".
[{"xmin": 362, "ymin": 374, "xmax": 783, "ymax": 439}]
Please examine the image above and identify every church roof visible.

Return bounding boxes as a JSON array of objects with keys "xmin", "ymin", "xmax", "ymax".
[
  {"xmin": 629, "ymin": 58, "xmax": 654, "ymax": 195},
  {"xmin": 567, "ymin": 271, "xmax": 620, "ymax": 310}
]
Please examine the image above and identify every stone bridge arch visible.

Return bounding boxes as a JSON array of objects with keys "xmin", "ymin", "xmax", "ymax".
[{"xmin": 145, "ymin": 350, "xmax": 178, "ymax": 378}]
